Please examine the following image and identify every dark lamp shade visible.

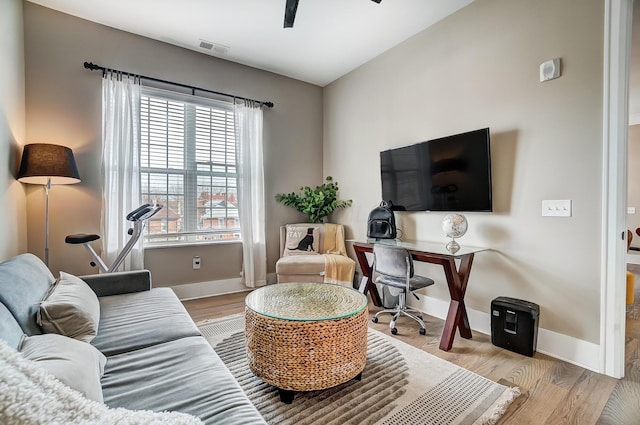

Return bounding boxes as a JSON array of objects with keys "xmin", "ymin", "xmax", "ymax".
[{"xmin": 18, "ymin": 143, "xmax": 81, "ymax": 185}]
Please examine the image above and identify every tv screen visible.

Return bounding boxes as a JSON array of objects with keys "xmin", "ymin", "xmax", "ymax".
[{"xmin": 380, "ymin": 128, "xmax": 492, "ymax": 212}]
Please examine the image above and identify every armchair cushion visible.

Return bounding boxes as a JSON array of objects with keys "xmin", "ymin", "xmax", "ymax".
[{"xmin": 276, "ymin": 255, "xmax": 326, "ymax": 276}]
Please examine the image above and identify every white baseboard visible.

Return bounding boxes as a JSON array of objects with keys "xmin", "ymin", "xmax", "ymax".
[
  {"xmin": 408, "ymin": 295, "xmax": 601, "ymax": 373},
  {"xmin": 171, "ymin": 278, "xmax": 249, "ymax": 301},
  {"xmin": 171, "ymin": 272, "xmax": 278, "ymax": 301},
  {"xmin": 174, "ymin": 279, "xmax": 601, "ymax": 373}
]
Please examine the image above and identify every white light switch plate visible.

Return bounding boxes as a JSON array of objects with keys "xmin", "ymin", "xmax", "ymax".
[
  {"xmin": 628, "ymin": 207, "xmax": 636, "ymax": 214},
  {"xmin": 542, "ymin": 200, "xmax": 571, "ymax": 217}
]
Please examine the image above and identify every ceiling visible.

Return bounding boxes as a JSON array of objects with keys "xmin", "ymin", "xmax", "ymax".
[{"xmin": 26, "ymin": 0, "xmax": 474, "ymax": 87}]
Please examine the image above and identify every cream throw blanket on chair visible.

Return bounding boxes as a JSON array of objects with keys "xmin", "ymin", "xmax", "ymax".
[{"xmin": 322, "ymin": 223, "xmax": 355, "ymax": 286}]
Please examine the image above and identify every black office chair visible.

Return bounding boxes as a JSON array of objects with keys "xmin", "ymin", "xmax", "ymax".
[{"xmin": 371, "ymin": 244, "xmax": 435, "ymax": 335}]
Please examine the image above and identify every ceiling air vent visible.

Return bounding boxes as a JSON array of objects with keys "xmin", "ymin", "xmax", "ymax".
[{"xmin": 199, "ymin": 40, "xmax": 229, "ymax": 54}]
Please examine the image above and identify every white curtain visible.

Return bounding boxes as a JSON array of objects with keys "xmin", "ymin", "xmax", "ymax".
[
  {"xmin": 101, "ymin": 72, "xmax": 142, "ymax": 271},
  {"xmin": 235, "ymin": 100, "xmax": 267, "ymax": 288}
]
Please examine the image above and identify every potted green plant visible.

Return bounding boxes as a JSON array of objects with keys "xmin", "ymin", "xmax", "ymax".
[{"xmin": 275, "ymin": 176, "xmax": 352, "ymax": 223}]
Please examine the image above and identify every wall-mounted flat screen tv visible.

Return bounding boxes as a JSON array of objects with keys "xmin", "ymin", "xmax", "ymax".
[{"xmin": 380, "ymin": 127, "xmax": 492, "ymax": 212}]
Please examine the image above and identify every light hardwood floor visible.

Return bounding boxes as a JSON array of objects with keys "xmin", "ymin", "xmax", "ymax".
[{"xmin": 182, "ymin": 283, "xmax": 640, "ymax": 425}]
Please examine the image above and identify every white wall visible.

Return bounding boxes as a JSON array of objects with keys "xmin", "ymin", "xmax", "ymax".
[
  {"xmin": 325, "ymin": 0, "xmax": 604, "ymax": 348},
  {"xmin": 0, "ymin": 0, "xmax": 27, "ymax": 261},
  {"xmin": 23, "ymin": 3, "xmax": 323, "ymax": 284}
]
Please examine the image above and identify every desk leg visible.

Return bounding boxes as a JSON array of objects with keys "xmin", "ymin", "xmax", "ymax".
[
  {"xmin": 457, "ymin": 255, "xmax": 474, "ymax": 339},
  {"xmin": 439, "ymin": 254, "xmax": 474, "ymax": 351},
  {"xmin": 353, "ymin": 246, "xmax": 382, "ymax": 307},
  {"xmin": 440, "ymin": 300, "xmax": 461, "ymax": 351}
]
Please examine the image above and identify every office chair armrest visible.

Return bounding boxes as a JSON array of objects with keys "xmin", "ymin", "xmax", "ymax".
[{"xmin": 405, "ymin": 257, "xmax": 412, "ymax": 293}]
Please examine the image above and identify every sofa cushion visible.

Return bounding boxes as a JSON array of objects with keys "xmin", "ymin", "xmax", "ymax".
[
  {"xmin": 0, "ymin": 339, "xmax": 202, "ymax": 425},
  {"xmin": 92, "ymin": 288, "xmax": 201, "ymax": 356},
  {"xmin": 38, "ymin": 272, "xmax": 101, "ymax": 343},
  {"xmin": 0, "ymin": 253, "xmax": 54, "ymax": 336},
  {"xmin": 276, "ymin": 254, "xmax": 325, "ymax": 276},
  {"xmin": 283, "ymin": 224, "xmax": 321, "ymax": 256},
  {"xmin": 0, "ymin": 302, "xmax": 24, "ymax": 350},
  {"xmin": 20, "ymin": 333, "xmax": 106, "ymax": 402},
  {"xmin": 101, "ymin": 336, "xmax": 267, "ymax": 425}
]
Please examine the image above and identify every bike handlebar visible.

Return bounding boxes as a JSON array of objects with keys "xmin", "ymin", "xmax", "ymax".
[{"xmin": 126, "ymin": 203, "xmax": 163, "ymax": 222}]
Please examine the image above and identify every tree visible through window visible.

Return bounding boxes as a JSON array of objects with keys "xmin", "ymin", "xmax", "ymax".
[{"xmin": 140, "ymin": 87, "xmax": 240, "ymax": 243}]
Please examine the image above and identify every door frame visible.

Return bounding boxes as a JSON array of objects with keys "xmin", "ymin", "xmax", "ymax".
[{"xmin": 601, "ymin": 0, "xmax": 632, "ymax": 379}]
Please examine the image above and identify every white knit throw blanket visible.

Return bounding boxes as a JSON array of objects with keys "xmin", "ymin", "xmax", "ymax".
[{"xmin": 0, "ymin": 340, "xmax": 203, "ymax": 425}]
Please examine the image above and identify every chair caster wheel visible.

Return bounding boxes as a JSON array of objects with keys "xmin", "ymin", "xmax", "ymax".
[
  {"xmin": 419, "ymin": 328, "xmax": 426, "ymax": 335},
  {"xmin": 372, "ymin": 317, "xmax": 378, "ymax": 323},
  {"xmin": 391, "ymin": 328, "xmax": 398, "ymax": 335}
]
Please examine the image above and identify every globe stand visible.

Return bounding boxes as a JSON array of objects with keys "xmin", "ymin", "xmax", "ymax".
[{"xmin": 446, "ymin": 238, "xmax": 460, "ymax": 254}]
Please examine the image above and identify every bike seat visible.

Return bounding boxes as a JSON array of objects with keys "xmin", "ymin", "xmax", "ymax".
[{"xmin": 65, "ymin": 233, "xmax": 101, "ymax": 244}]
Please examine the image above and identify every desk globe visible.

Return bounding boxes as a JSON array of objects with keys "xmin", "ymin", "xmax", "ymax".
[{"xmin": 442, "ymin": 214, "xmax": 468, "ymax": 254}]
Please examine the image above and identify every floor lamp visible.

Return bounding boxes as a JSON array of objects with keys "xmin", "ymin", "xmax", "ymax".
[{"xmin": 18, "ymin": 143, "xmax": 81, "ymax": 266}]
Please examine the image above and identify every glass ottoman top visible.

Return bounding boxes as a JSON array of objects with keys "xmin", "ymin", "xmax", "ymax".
[{"xmin": 245, "ymin": 282, "xmax": 368, "ymax": 322}]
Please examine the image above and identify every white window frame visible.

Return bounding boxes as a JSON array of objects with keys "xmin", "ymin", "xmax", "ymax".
[{"xmin": 139, "ymin": 86, "xmax": 241, "ymax": 245}]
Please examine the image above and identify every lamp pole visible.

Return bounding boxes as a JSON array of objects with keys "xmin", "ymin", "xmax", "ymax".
[{"xmin": 44, "ymin": 177, "xmax": 51, "ymax": 266}]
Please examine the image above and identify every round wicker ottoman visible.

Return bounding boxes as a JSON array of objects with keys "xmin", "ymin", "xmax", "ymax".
[{"xmin": 245, "ymin": 282, "xmax": 368, "ymax": 403}]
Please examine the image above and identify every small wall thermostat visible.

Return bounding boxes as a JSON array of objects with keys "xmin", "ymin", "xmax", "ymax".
[{"xmin": 540, "ymin": 58, "xmax": 561, "ymax": 82}]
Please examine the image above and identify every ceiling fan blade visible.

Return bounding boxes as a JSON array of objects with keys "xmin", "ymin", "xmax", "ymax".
[{"xmin": 284, "ymin": 0, "xmax": 299, "ymax": 28}]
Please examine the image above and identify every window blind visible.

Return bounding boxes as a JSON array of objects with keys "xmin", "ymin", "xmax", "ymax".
[{"xmin": 140, "ymin": 87, "xmax": 240, "ymax": 244}]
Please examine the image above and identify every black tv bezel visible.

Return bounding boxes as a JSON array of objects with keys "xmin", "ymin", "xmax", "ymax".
[{"xmin": 380, "ymin": 127, "xmax": 493, "ymax": 213}]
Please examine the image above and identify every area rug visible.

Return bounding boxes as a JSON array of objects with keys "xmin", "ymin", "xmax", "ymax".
[{"xmin": 198, "ymin": 315, "xmax": 520, "ymax": 425}]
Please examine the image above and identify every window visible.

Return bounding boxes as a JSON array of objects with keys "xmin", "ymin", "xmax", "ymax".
[{"xmin": 140, "ymin": 87, "xmax": 240, "ymax": 244}]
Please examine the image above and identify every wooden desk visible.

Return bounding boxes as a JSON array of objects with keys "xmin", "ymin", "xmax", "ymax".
[{"xmin": 351, "ymin": 240, "xmax": 487, "ymax": 351}]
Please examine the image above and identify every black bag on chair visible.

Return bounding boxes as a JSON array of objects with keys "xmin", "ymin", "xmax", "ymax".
[{"xmin": 367, "ymin": 201, "xmax": 397, "ymax": 240}]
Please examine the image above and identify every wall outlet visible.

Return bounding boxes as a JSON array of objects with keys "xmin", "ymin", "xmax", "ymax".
[
  {"xmin": 628, "ymin": 207, "xmax": 636, "ymax": 214},
  {"xmin": 193, "ymin": 256, "xmax": 201, "ymax": 269},
  {"xmin": 542, "ymin": 200, "xmax": 571, "ymax": 217}
]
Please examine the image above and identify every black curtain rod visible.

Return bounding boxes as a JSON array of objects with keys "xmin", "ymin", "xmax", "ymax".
[{"xmin": 83, "ymin": 61, "xmax": 274, "ymax": 108}]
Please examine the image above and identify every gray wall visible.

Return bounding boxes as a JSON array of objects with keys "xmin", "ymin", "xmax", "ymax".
[
  {"xmin": 23, "ymin": 2, "xmax": 323, "ymax": 285},
  {"xmin": 324, "ymin": 0, "xmax": 604, "ymax": 343},
  {"xmin": 0, "ymin": 0, "xmax": 27, "ymax": 261}
]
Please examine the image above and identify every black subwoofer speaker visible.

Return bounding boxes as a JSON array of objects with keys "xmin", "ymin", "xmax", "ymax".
[{"xmin": 491, "ymin": 297, "xmax": 539, "ymax": 357}]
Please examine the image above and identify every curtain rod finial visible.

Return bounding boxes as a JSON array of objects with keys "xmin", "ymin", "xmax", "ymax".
[{"xmin": 84, "ymin": 62, "xmax": 100, "ymax": 71}]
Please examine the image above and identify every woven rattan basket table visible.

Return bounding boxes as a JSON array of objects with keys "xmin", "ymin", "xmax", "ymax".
[{"xmin": 245, "ymin": 282, "xmax": 368, "ymax": 403}]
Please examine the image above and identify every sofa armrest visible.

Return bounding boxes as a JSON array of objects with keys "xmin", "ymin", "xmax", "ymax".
[{"xmin": 80, "ymin": 270, "xmax": 152, "ymax": 297}]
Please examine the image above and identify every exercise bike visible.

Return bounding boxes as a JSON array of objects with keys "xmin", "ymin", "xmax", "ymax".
[{"xmin": 65, "ymin": 203, "xmax": 163, "ymax": 273}]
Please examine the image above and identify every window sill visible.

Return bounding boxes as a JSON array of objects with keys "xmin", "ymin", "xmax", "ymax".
[{"xmin": 145, "ymin": 239, "xmax": 242, "ymax": 250}]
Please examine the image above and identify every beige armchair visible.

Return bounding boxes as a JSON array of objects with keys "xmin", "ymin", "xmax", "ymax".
[{"xmin": 275, "ymin": 223, "xmax": 355, "ymax": 286}]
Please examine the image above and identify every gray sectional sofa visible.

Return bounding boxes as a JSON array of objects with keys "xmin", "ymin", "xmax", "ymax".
[{"xmin": 0, "ymin": 253, "xmax": 266, "ymax": 424}]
